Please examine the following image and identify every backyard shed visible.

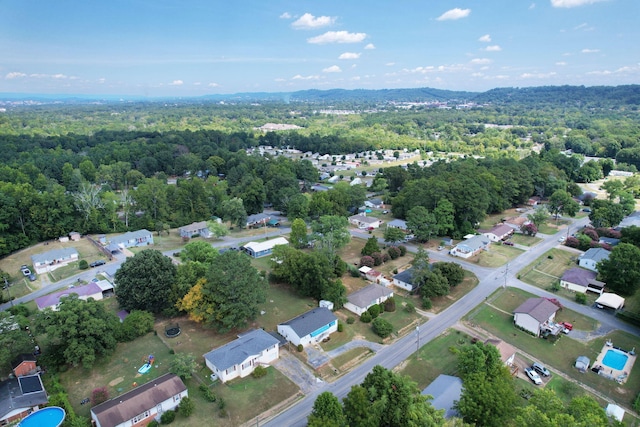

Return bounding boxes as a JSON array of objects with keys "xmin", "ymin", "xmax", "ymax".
[
  {"xmin": 595, "ymin": 293, "xmax": 625, "ymax": 310},
  {"xmin": 606, "ymin": 403, "xmax": 625, "ymax": 422},
  {"xmin": 575, "ymin": 356, "xmax": 590, "ymax": 372}
]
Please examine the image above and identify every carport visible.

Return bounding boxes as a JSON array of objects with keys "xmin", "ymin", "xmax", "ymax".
[{"xmin": 595, "ymin": 293, "xmax": 625, "ymax": 310}]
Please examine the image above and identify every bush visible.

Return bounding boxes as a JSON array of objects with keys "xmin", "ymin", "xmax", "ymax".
[
  {"xmin": 91, "ymin": 386, "xmax": 109, "ymax": 406},
  {"xmin": 348, "ymin": 265, "xmax": 360, "ymax": 277},
  {"xmin": 633, "ymin": 392, "xmax": 640, "ymax": 412},
  {"xmin": 199, "ymin": 384, "xmax": 217, "ymax": 402},
  {"xmin": 252, "ymin": 365, "xmax": 268, "ymax": 378},
  {"xmin": 78, "ymin": 260, "xmax": 89, "ymax": 270},
  {"xmin": 346, "ymin": 316, "xmax": 355, "ymax": 324},
  {"xmin": 367, "ymin": 304, "xmax": 381, "ymax": 319},
  {"xmin": 7, "ymin": 304, "xmax": 30, "ymax": 317},
  {"xmin": 359, "ymin": 256, "xmax": 375, "ymax": 268},
  {"xmin": 360, "ymin": 311, "xmax": 372, "ymax": 323},
  {"xmin": 218, "ymin": 397, "xmax": 226, "ymax": 411},
  {"xmin": 549, "ymin": 282, "xmax": 561, "ymax": 292},
  {"xmin": 575, "ymin": 293, "xmax": 587, "ymax": 304},
  {"xmin": 371, "ymin": 252, "xmax": 383, "ymax": 266},
  {"xmin": 178, "ymin": 396, "xmax": 195, "ymax": 417},
  {"xmin": 337, "ymin": 321, "xmax": 344, "ymax": 332},
  {"xmin": 405, "ymin": 301, "xmax": 415, "ymax": 313},
  {"xmin": 148, "ymin": 421, "xmax": 160, "ymax": 427},
  {"xmin": 297, "ymin": 344, "xmax": 304, "ymax": 352},
  {"xmin": 547, "ymin": 255, "xmax": 554, "ymax": 260},
  {"xmin": 384, "ymin": 297, "xmax": 396, "ymax": 312},
  {"xmin": 372, "ymin": 317, "xmax": 393, "ymax": 338},
  {"xmin": 422, "ymin": 297, "xmax": 432, "ymax": 309},
  {"xmin": 398, "ymin": 245, "xmax": 407, "ymax": 256},
  {"xmin": 382, "ymin": 253, "xmax": 390, "ymax": 263},
  {"xmin": 160, "ymin": 410, "xmax": 176, "ymax": 424},
  {"xmin": 387, "ymin": 246, "xmax": 401, "ymax": 259}
]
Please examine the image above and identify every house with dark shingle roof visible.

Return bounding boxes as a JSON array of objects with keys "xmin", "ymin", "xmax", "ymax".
[
  {"xmin": 91, "ymin": 373, "xmax": 187, "ymax": 427},
  {"xmin": 203, "ymin": 329, "xmax": 279, "ymax": 383},
  {"xmin": 513, "ymin": 298, "xmax": 560, "ymax": 337},
  {"xmin": 393, "ymin": 267, "xmax": 417, "ymax": 292},
  {"xmin": 31, "ymin": 247, "xmax": 79, "ymax": 274},
  {"xmin": 482, "ymin": 224, "xmax": 514, "ymax": 242},
  {"xmin": 578, "ymin": 248, "xmax": 610, "ymax": 272},
  {"xmin": 277, "ymin": 307, "xmax": 337, "ymax": 347},
  {"xmin": 560, "ymin": 267, "xmax": 605, "ymax": 295},
  {"xmin": 0, "ymin": 374, "xmax": 48, "ymax": 425},
  {"xmin": 344, "ymin": 284, "xmax": 394, "ymax": 316}
]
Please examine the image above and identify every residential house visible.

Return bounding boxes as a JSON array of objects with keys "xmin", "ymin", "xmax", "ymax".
[
  {"xmin": 31, "ymin": 247, "xmax": 79, "ymax": 274},
  {"xmin": 245, "ymin": 213, "xmax": 271, "ymax": 228},
  {"xmin": 348, "ymin": 214, "xmax": 382, "ymax": 229},
  {"xmin": 513, "ymin": 298, "xmax": 560, "ymax": 337},
  {"xmin": 327, "ymin": 175, "xmax": 340, "ymax": 184},
  {"xmin": 277, "ymin": 307, "xmax": 338, "ymax": 347},
  {"xmin": 578, "ymin": 248, "xmax": 610, "ymax": 272},
  {"xmin": 503, "ymin": 216, "xmax": 528, "ymax": 232},
  {"xmin": 241, "ymin": 237, "xmax": 288, "ymax": 258},
  {"xmin": 11, "ymin": 355, "xmax": 38, "ymax": 377},
  {"xmin": 364, "ymin": 198, "xmax": 384, "ymax": 209},
  {"xmin": 421, "ymin": 375, "xmax": 463, "ymax": 419},
  {"xmin": 387, "ymin": 219, "xmax": 409, "ymax": 231},
  {"xmin": 310, "ymin": 184, "xmax": 330, "ymax": 192},
  {"xmin": 392, "ymin": 267, "xmax": 424, "ymax": 292},
  {"xmin": 482, "ymin": 224, "xmax": 514, "ymax": 242},
  {"xmin": 350, "ymin": 177, "xmax": 362, "ymax": 186},
  {"xmin": 560, "ymin": 267, "xmax": 605, "ymax": 295},
  {"xmin": 107, "ymin": 229, "xmax": 153, "ymax": 252},
  {"xmin": 450, "ymin": 235, "xmax": 490, "ymax": 259},
  {"xmin": 598, "ymin": 237, "xmax": 620, "ymax": 247},
  {"xmin": 526, "ymin": 196, "xmax": 541, "ymax": 206},
  {"xmin": 617, "ymin": 211, "xmax": 640, "ymax": 229},
  {"xmin": 0, "ymin": 374, "xmax": 48, "ymax": 425},
  {"xmin": 35, "ymin": 281, "xmax": 114, "ymax": 311},
  {"xmin": 91, "ymin": 373, "xmax": 187, "ymax": 427},
  {"xmin": 204, "ymin": 329, "xmax": 279, "ymax": 383},
  {"xmin": 344, "ymin": 284, "xmax": 394, "ymax": 316},
  {"xmin": 485, "ymin": 339, "xmax": 516, "ymax": 367},
  {"xmin": 179, "ymin": 221, "xmax": 212, "ymax": 239},
  {"xmin": 69, "ymin": 231, "xmax": 81, "ymax": 241}
]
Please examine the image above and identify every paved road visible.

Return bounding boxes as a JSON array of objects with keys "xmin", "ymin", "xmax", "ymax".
[{"xmin": 263, "ymin": 215, "xmax": 640, "ymax": 427}]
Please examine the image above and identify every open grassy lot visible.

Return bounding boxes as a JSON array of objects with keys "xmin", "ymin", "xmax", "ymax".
[
  {"xmin": 474, "ymin": 244, "xmax": 523, "ymax": 268},
  {"xmin": 510, "ymin": 233, "xmax": 543, "ymax": 247},
  {"xmin": 466, "ymin": 303, "xmax": 640, "ymax": 408},
  {"xmin": 429, "ymin": 270, "xmax": 479, "ymax": 314},
  {"xmin": 257, "ymin": 283, "xmax": 318, "ymax": 331},
  {"xmin": 538, "ymin": 218, "xmax": 571, "ymax": 235}
]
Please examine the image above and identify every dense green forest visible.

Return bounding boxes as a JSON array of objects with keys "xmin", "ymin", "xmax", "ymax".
[{"xmin": 1, "ymin": 85, "xmax": 639, "ymax": 257}]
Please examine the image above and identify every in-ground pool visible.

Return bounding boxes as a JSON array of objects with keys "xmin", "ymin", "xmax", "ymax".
[
  {"xmin": 19, "ymin": 406, "xmax": 65, "ymax": 427},
  {"xmin": 602, "ymin": 349, "xmax": 629, "ymax": 371}
]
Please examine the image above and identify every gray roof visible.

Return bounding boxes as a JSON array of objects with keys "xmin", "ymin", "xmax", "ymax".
[
  {"xmin": 514, "ymin": 298, "xmax": 560, "ymax": 323},
  {"xmin": 279, "ymin": 307, "xmax": 337, "ymax": 338},
  {"xmin": 367, "ymin": 198, "xmax": 383, "ymax": 205},
  {"xmin": 31, "ymin": 247, "xmax": 78, "ymax": 264},
  {"xmin": 421, "ymin": 375, "xmax": 462, "ymax": 418},
  {"xmin": 0, "ymin": 375, "xmax": 48, "ymax": 420},
  {"xmin": 203, "ymin": 329, "xmax": 279, "ymax": 372},
  {"xmin": 179, "ymin": 221, "xmax": 208, "ymax": 233},
  {"xmin": 246, "ymin": 213, "xmax": 271, "ymax": 225},
  {"xmin": 456, "ymin": 235, "xmax": 490, "ymax": 251},
  {"xmin": 561, "ymin": 267, "xmax": 603, "ymax": 288},
  {"xmin": 109, "ymin": 229, "xmax": 152, "ymax": 245},
  {"xmin": 387, "ymin": 219, "xmax": 408, "ymax": 229},
  {"xmin": 347, "ymin": 284, "xmax": 393, "ymax": 309},
  {"xmin": 599, "ymin": 237, "xmax": 620, "ymax": 246},
  {"xmin": 393, "ymin": 267, "xmax": 415, "ymax": 286},
  {"xmin": 580, "ymin": 248, "xmax": 610, "ymax": 263}
]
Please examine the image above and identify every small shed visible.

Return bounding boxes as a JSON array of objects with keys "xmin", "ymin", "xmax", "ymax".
[
  {"xmin": 595, "ymin": 293, "xmax": 625, "ymax": 310},
  {"xmin": 575, "ymin": 356, "xmax": 590, "ymax": 373},
  {"xmin": 606, "ymin": 403, "xmax": 625, "ymax": 422}
]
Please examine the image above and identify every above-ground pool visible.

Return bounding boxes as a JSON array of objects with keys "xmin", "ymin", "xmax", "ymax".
[
  {"xmin": 602, "ymin": 349, "xmax": 629, "ymax": 371},
  {"xmin": 20, "ymin": 406, "xmax": 65, "ymax": 427}
]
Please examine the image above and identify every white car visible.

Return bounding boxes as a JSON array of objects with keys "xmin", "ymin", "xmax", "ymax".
[
  {"xmin": 525, "ymin": 368, "xmax": 543, "ymax": 385},
  {"xmin": 558, "ymin": 236, "xmax": 565, "ymax": 243}
]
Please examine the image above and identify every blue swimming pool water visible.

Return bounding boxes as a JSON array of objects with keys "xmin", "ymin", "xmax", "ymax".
[
  {"xmin": 602, "ymin": 349, "xmax": 628, "ymax": 371},
  {"xmin": 19, "ymin": 406, "xmax": 65, "ymax": 427}
]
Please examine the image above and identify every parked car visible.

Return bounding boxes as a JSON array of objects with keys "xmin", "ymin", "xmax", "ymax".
[
  {"xmin": 90, "ymin": 260, "xmax": 106, "ymax": 268},
  {"xmin": 561, "ymin": 322, "xmax": 573, "ymax": 331},
  {"xmin": 502, "ymin": 241, "xmax": 514, "ymax": 246},
  {"xmin": 525, "ymin": 368, "xmax": 543, "ymax": 385},
  {"xmin": 437, "ymin": 246, "xmax": 445, "ymax": 251},
  {"xmin": 382, "ymin": 210, "xmax": 389, "ymax": 214},
  {"xmin": 28, "ymin": 273, "xmax": 36, "ymax": 281},
  {"xmin": 532, "ymin": 362, "xmax": 551, "ymax": 377},
  {"xmin": 20, "ymin": 265, "xmax": 31, "ymax": 276},
  {"xmin": 558, "ymin": 236, "xmax": 565, "ymax": 243}
]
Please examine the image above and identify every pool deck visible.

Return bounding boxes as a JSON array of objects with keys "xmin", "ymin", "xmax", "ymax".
[{"xmin": 592, "ymin": 344, "xmax": 636, "ymax": 384}]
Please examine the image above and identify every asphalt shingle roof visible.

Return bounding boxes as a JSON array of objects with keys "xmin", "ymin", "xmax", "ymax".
[
  {"xmin": 514, "ymin": 298, "xmax": 560, "ymax": 323},
  {"xmin": 203, "ymin": 329, "xmax": 279, "ymax": 372},
  {"xmin": 279, "ymin": 307, "xmax": 337, "ymax": 338},
  {"xmin": 347, "ymin": 284, "xmax": 393, "ymax": 309}
]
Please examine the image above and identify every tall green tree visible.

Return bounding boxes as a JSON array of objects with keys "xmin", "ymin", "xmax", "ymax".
[
  {"xmin": 221, "ymin": 197, "xmax": 248, "ymax": 228},
  {"xmin": 597, "ymin": 242, "xmax": 640, "ymax": 296},
  {"xmin": 35, "ymin": 295, "xmax": 119, "ymax": 368},
  {"xmin": 0, "ymin": 311, "xmax": 33, "ymax": 373},
  {"xmin": 383, "ymin": 226, "xmax": 406, "ymax": 244},
  {"xmin": 290, "ymin": 218, "xmax": 309, "ymax": 249},
  {"xmin": 307, "ymin": 391, "xmax": 346, "ymax": 427},
  {"xmin": 548, "ymin": 190, "xmax": 579, "ymax": 220},
  {"xmin": 406, "ymin": 206, "xmax": 436, "ymax": 242},
  {"xmin": 115, "ymin": 249, "xmax": 177, "ymax": 313},
  {"xmin": 361, "ymin": 236, "xmax": 380, "ymax": 256},
  {"xmin": 180, "ymin": 240, "xmax": 218, "ymax": 264}
]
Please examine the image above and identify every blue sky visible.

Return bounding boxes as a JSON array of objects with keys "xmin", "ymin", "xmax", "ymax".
[{"xmin": 1, "ymin": 0, "xmax": 638, "ymax": 96}]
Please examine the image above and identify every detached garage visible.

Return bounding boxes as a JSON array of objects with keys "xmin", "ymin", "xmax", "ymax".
[{"xmin": 595, "ymin": 293, "xmax": 625, "ymax": 310}]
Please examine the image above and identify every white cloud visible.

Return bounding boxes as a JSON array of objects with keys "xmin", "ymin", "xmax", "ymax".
[
  {"xmin": 339, "ymin": 52, "xmax": 361, "ymax": 60},
  {"xmin": 98, "ymin": 78, "xmax": 106, "ymax": 84},
  {"xmin": 208, "ymin": 82, "xmax": 219, "ymax": 87},
  {"xmin": 351, "ymin": 76, "xmax": 361, "ymax": 81},
  {"xmin": 308, "ymin": 31, "xmax": 367, "ymax": 44},
  {"xmin": 521, "ymin": 72, "xmax": 557, "ymax": 79},
  {"xmin": 292, "ymin": 74, "xmax": 321, "ymax": 80},
  {"xmin": 280, "ymin": 12, "xmax": 291, "ymax": 19},
  {"xmin": 470, "ymin": 58, "xmax": 492, "ymax": 65},
  {"xmin": 551, "ymin": 0, "xmax": 607, "ymax": 7},
  {"xmin": 323, "ymin": 65, "xmax": 342, "ymax": 73},
  {"xmin": 556, "ymin": 61, "xmax": 567, "ymax": 66},
  {"xmin": 169, "ymin": 80, "xmax": 184, "ymax": 86},
  {"xmin": 529, "ymin": 3, "xmax": 536, "ymax": 9},
  {"xmin": 436, "ymin": 8, "xmax": 471, "ymax": 21},
  {"xmin": 478, "ymin": 34, "xmax": 492, "ymax": 43},
  {"xmin": 30, "ymin": 74, "xmax": 48, "ymax": 78},
  {"xmin": 52, "ymin": 73, "xmax": 68, "ymax": 79},
  {"xmin": 292, "ymin": 13, "xmax": 335, "ymax": 29},
  {"xmin": 386, "ymin": 62, "xmax": 395, "ymax": 66},
  {"xmin": 364, "ymin": 43, "xmax": 375, "ymax": 50},
  {"xmin": 274, "ymin": 78, "xmax": 286, "ymax": 82},
  {"xmin": 193, "ymin": 82, "xmax": 201, "ymax": 86},
  {"xmin": 581, "ymin": 48, "xmax": 600, "ymax": 53},
  {"xmin": 586, "ymin": 70, "xmax": 612, "ymax": 75},
  {"xmin": 485, "ymin": 45, "xmax": 502, "ymax": 52},
  {"xmin": 5, "ymin": 72, "xmax": 26, "ymax": 79}
]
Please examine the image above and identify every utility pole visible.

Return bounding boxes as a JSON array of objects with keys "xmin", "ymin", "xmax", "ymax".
[
  {"xmin": 4, "ymin": 277, "xmax": 12, "ymax": 307},
  {"xmin": 503, "ymin": 263, "xmax": 509, "ymax": 289},
  {"xmin": 416, "ymin": 325, "xmax": 420, "ymax": 353}
]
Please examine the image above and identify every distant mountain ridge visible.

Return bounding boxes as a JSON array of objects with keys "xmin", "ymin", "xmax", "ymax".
[{"xmin": 2, "ymin": 84, "xmax": 639, "ymax": 106}]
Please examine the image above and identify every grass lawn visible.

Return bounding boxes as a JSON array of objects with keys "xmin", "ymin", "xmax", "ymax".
[
  {"xmin": 474, "ymin": 244, "xmax": 523, "ymax": 268},
  {"xmin": 257, "ymin": 283, "xmax": 317, "ymax": 331},
  {"xmin": 466, "ymin": 303, "xmax": 640, "ymax": 408},
  {"xmin": 510, "ymin": 234, "xmax": 543, "ymax": 247},
  {"xmin": 429, "ymin": 270, "xmax": 479, "ymax": 314},
  {"xmin": 332, "ymin": 348, "xmax": 373, "ymax": 372},
  {"xmin": 538, "ymin": 218, "xmax": 570, "ymax": 235}
]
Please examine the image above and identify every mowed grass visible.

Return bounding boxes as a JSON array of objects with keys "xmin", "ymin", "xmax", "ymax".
[
  {"xmin": 510, "ymin": 234, "xmax": 543, "ymax": 247},
  {"xmin": 475, "ymin": 244, "xmax": 523, "ymax": 268},
  {"xmin": 429, "ymin": 270, "xmax": 479, "ymax": 314},
  {"xmin": 519, "ymin": 247, "xmax": 577, "ymax": 288},
  {"xmin": 466, "ymin": 303, "xmax": 640, "ymax": 408}
]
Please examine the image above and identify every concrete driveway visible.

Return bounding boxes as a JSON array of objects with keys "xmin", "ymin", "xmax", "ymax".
[{"xmin": 273, "ymin": 350, "xmax": 324, "ymax": 394}]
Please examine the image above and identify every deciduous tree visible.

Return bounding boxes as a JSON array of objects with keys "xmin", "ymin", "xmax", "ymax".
[{"xmin": 597, "ymin": 242, "xmax": 640, "ymax": 296}]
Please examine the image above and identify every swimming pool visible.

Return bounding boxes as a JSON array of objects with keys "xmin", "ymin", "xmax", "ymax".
[
  {"xmin": 602, "ymin": 349, "xmax": 629, "ymax": 371},
  {"xmin": 19, "ymin": 406, "xmax": 65, "ymax": 427}
]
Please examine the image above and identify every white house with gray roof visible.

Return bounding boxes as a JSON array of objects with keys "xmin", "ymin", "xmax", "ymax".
[
  {"xmin": 344, "ymin": 284, "xmax": 394, "ymax": 316},
  {"xmin": 107, "ymin": 229, "xmax": 153, "ymax": 252},
  {"xmin": 450, "ymin": 235, "xmax": 490, "ymax": 259},
  {"xmin": 31, "ymin": 247, "xmax": 79, "ymax": 274},
  {"xmin": 203, "ymin": 329, "xmax": 279, "ymax": 383},
  {"xmin": 277, "ymin": 307, "xmax": 337, "ymax": 347},
  {"xmin": 578, "ymin": 248, "xmax": 610, "ymax": 272}
]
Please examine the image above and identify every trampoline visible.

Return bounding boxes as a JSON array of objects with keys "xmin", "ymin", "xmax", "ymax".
[{"xmin": 165, "ymin": 323, "xmax": 181, "ymax": 338}]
